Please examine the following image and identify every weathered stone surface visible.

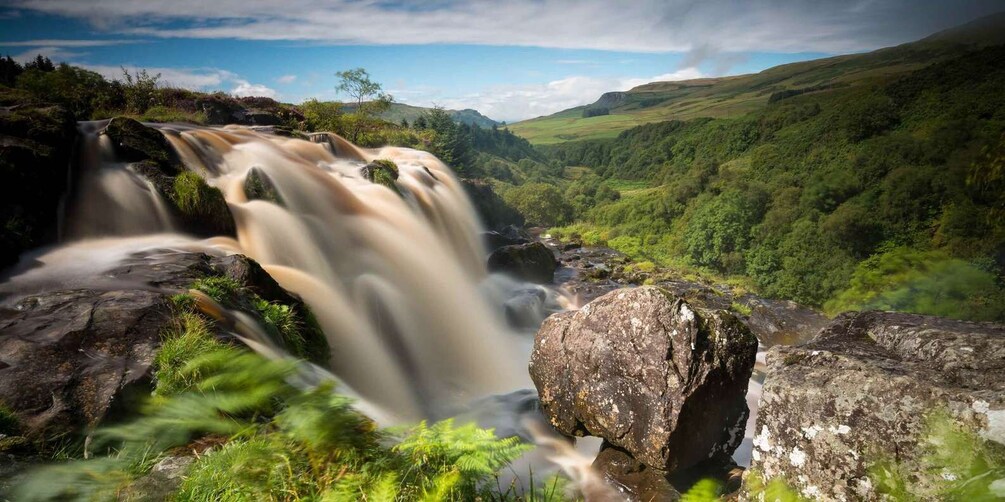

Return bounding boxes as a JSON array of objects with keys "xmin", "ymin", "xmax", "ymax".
[
  {"xmin": 0, "ymin": 251, "xmax": 327, "ymax": 440},
  {"xmin": 488, "ymin": 242, "xmax": 558, "ymax": 283},
  {"xmin": 749, "ymin": 311, "xmax": 1005, "ymax": 501},
  {"xmin": 593, "ymin": 442, "xmax": 681, "ymax": 501},
  {"xmin": 0, "ymin": 92, "xmax": 76, "ymax": 270},
  {"xmin": 530, "ymin": 286, "xmax": 758, "ymax": 472}
]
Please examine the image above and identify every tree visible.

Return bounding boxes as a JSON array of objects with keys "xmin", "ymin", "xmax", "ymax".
[
  {"xmin": 0, "ymin": 55, "xmax": 22, "ymax": 87},
  {"xmin": 502, "ymin": 183, "xmax": 571, "ymax": 227},
  {"xmin": 335, "ymin": 68, "xmax": 392, "ymax": 142},
  {"xmin": 121, "ymin": 67, "xmax": 161, "ymax": 114},
  {"xmin": 300, "ymin": 99, "xmax": 343, "ymax": 132}
]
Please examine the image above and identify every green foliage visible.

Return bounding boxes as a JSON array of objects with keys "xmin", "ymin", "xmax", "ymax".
[
  {"xmin": 190, "ymin": 275, "xmax": 242, "ymax": 304},
  {"xmin": 15, "ymin": 63, "xmax": 124, "ymax": 118},
  {"xmin": 743, "ymin": 471, "xmax": 809, "ymax": 501},
  {"xmin": 153, "ymin": 308, "xmax": 226, "ymax": 396},
  {"xmin": 395, "ymin": 419, "xmax": 532, "ymax": 498},
  {"xmin": 680, "ymin": 478, "xmax": 722, "ymax": 501},
  {"xmin": 13, "ymin": 346, "xmax": 536, "ymax": 502},
  {"xmin": 826, "ymin": 247, "xmax": 1005, "ymax": 321},
  {"xmin": 540, "ymin": 46, "xmax": 1005, "ymax": 315},
  {"xmin": 871, "ymin": 409, "xmax": 1005, "ymax": 500},
  {"xmin": 120, "ymin": 67, "xmax": 161, "ymax": 114},
  {"xmin": 503, "ymin": 182, "xmax": 572, "ymax": 227},
  {"xmin": 139, "ymin": 105, "xmax": 208, "ymax": 124},
  {"xmin": 300, "ymin": 98, "xmax": 344, "ymax": 132}
]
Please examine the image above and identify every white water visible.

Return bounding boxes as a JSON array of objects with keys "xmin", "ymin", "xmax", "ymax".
[{"xmin": 18, "ymin": 121, "xmax": 536, "ymax": 423}]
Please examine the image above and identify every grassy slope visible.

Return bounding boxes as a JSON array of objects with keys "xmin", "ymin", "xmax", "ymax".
[{"xmin": 510, "ymin": 13, "xmax": 1005, "ymax": 145}]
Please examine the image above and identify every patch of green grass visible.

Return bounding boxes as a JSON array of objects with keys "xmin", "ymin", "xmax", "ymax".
[
  {"xmin": 153, "ymin": 309, "xmax": 226, "ymax": 397},
  {"xmin": 730, "ymin": 301, "xmax": 753, "ymax": 316},
  {"xmin": 170, "ymin": 171, "xmax": 234, "ymax": 234},
  {"xmin": 190, "ymin": 276, "xmax": 242, "ymax": 304},
  {"xmin": 140, "ymin": 105, "xmax": 208, "ymax": 125}
]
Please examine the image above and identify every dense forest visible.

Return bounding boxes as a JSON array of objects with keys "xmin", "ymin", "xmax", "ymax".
[{"xmin": 513, "ymin": 46, "xmax": 1005, "ymax": 320}]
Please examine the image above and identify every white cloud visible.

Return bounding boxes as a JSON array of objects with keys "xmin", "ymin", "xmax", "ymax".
[
  {"xmin": 276, "ymin": 74, "xmax": 297, "ymax": 84},
  {"xmin": 425, "ymin": 67, "xmax": 704, "ymax": 122},
  {"xmin": 14, "ymin": 46, "xmax": 84, "ymax": 63},
  {"xmin": 82, "ymin": 64, "xmax": 237, "ymax": 89},
  {"xmin": 7, "ymin": 0, "xmax": 1002, "ymax": 54},
  {"xmin": 2, "ymin": 39, "xmax": 140, "ymax": 47},
  {"xmin": 231, "ymin": 80, "xmax": 278, "ymax": 98}
]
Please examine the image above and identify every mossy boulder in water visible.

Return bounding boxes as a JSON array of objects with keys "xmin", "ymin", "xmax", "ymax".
[
  {"xmin": 0, "ymin": 90, "xmax": 77, "ymax": 270},
  {"xmin": 104, "ymin": 116, "xmax": 179, "ymax": 172},
  {"xmin": 171, "ymin": 171, "xmax": 235, "ymax": 236},
  {"xmin": 361, "ymin": 159, "xmax": 401, "ymax": 195},
  {"xmin": 244, "ymin": 166, "xmax": 284, "ymax": 206}
]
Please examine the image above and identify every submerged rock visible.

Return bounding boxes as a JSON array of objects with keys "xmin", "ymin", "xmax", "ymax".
[
  {"xmin": 244, "ymin": 166, "xmax": 284, "ymax": 206},
  {"xmin": 529, "ymin": 286, "xmax": 758, "ymax": 474},
  {"xmin": 488, "ymin": 242, "xmax": 558, "ymax": 283},
  {"xmin": 0, "ymin": 92, "xmax": 76, "ymax": 270},
  {"xmin": 749, "ymin": 311, "xmax": 1005, "ymax": 500}
]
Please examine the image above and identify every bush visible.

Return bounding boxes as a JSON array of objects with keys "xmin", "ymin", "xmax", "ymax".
[{"xmin": 502, "ymin": 182, "xmax": 571, "ymax": 227}]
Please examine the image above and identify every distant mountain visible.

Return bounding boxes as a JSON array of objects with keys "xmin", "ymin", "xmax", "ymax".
[
  {"xmin": 344, "ymin": 102, "xmax": 499, "ymax": 128},
  {"xmin": 510, "ymin": 12, "xmax": 1005, "ymax": 144}
]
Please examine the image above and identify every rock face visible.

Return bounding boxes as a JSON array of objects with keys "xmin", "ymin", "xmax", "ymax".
[
  {"xmin": 0, "ymin": 251, "xmax": 326, "ymax": 441},
  {"xmin": 749, "ymin": 311, "xmax": 1005, "ymax": 501},
  {"xmin": 482, "ymin": 225, "xmax": 531, "ymax": 252},
  {"xmin": 488, "ymin": 242, "xmax": 558, "ymax": 283},
  {"xmin": 0, "ymin": 91, "xmax": 77, "ymax": 269},
  {"xmin": 530, "ymin": 287, "xmax": 758, "ymax": 473}
]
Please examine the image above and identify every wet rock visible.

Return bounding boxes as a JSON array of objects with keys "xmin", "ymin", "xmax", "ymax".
[
  {"xmin": 503, "ymin": 287, "xmax": 547, "ymax": 329},
  {"xmin": 482, "ymin": 225, "xmax": 532, "ymax": 252},
  {"xmin": 530, "ymin": 286, "xmax": 758, "ymax": 473},
  {"xmin": 244, "ymin": 166, "xmax": 284, "ymax": 206},
  {"xmin": 0, "ymin": 92, "xmax": 77, "ymax": 270},
  {"xmin": 0, "ymin": 252, "xmax": 327, "ymax": 442},
  {"xmin": 749, "ymin": 311, "xmax": 1005, "ymax": 500},
  {"xmin": 739, "ymin": 296, "xmax": 829, "ymax": 347},
  {"xmin": 593, "ymin": 442, "xmax": 681, "ymax": 501},
  {"xmin": 361, "ymin": 159, "xmax": 400, "ymax": 195},
  {"xmin": 488, "ymin": 242, "xmax": 558, "ymax": 283},
  {"xmin": 103, "ymin": 117, "xmax": 179, "ymax": 172}
]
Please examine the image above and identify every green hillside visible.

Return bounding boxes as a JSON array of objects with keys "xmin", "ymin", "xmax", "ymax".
[
  {"xmin": 510, "ymin": 13, "xmax": 1005, "ymax": 145},
  {"xmin": 346, "ymin": 102, "xmax": 499, "ymax": 128}
]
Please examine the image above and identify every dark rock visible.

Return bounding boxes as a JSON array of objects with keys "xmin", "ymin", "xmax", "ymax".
[
  {"xmin": 530, "ymin": 287, "xmax": 758, "ymax": 473},
  {"xmin": 0, "ymin": 251, "xmax": 328, "ymax": 442},
  {"xmin": 593, "ymin": 442, "xmax": 680, "ymax": 501},
  {"xmin": 0, "ymin": 95, "xmax": 76, "ymax": 270},
  {"xmin": 103, "ymin": 117, "xmax": 179, "ymax": 172},
  {"xmin": 749, "ymin": 311, "xmax": 1005, "ymax": 500},
  {"xmin": 460, "ymin": 178, "xmax": 524, "ymax": 230},
  {"xmin": 488, "ymin": 242, "xmax": 558, "ymax": 283},
  {"xmin": 740, "ymin": 296, "xmax": 829, "ymax": 347},
  {"xmin": 482, "ymin": 225, "xmax": 532, "ymax": 252},
  {"xmin": 503, "ymin": 288, "xmax": 547, "ymax": 329},
  {"xmin": 244, "ymin": 166, "xmax": 284, "ymax": 206}
]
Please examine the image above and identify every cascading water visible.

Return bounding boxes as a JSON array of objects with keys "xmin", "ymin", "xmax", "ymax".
[{"xmin": 38, "ymin": 120, "xmax": 540, "ymax": 422}]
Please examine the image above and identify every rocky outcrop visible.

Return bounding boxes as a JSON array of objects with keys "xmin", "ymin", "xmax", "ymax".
[
  {"xmin": 0, "ymin": 91, "xmax": 77, "ymax": 270},
  {"xmin": 530, "ymin": 287, "xmax": 758, "ymax": 479},
  {"xmin": 104, "ymin": 117, "xmax": 179, "ymax": 171},
  {"xmin": 244, "ymin": 167, "xmax": 284, "ymax": 205},
  {"xmin": 0, "ymin": 251, "xmax": 327, "ymax": 443},
  {"xmin": 749, "ymin": 311, "xmax": 1005, "ymax": 500},
  {"xmin": 460, "ymin": 178, "xmax": 524, "ymax": 231},
  {"xmin": 488, "ymin": 242, "xmax": 558, "ymax": 283}
]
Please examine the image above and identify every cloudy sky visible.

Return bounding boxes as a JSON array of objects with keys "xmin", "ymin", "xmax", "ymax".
[{"xmin": 0, "ymin": 0, "xmax": 1002, "ymax": 122}]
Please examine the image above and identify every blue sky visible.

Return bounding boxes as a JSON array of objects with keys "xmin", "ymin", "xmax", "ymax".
[{"xmin": 0, "ymin": 1, "xmax": 1002, "ymax": 122}]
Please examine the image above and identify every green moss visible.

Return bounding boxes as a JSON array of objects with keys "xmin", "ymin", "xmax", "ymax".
[
  {"xmin": 170, "ymin": 171, "xmax": 235, "ymax": 235},
  {"xmin": 243, "ymin": 167, "xmax": 284, "ymax": 206},
  {"xmin": 362, "ymin": 159, "xmax": 401, "ymax": 195},
  {"xmin": 190, "ymin": 275, "xmax": 242, "ymax": 305}
]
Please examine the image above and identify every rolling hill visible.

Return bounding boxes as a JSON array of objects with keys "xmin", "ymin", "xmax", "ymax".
[
  {"xmin": 510, "ymin": 12, "xmax": 1005, "ymax": 145},
  {"xmin": 344, "ymin": 102, "xmax": 499, "ymax": 128}
]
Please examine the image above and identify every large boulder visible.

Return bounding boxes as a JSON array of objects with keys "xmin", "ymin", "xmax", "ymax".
[
  {"xmin": 0, "ymin": 91, "xmax": 77, "ymax": 270},
  {"xmin": 488, "ymin": 242, "xmax": 558, "ymax": 283},
  {"xmin": 749, "ymin": 311, "xmax": 1005, "ymax": 501},
  {"xmin": 529, "ymin": 286, "xmax": 758, "ymax": 475},
  {"xmin": 0, "ymin": 251, "xmax": 327, "ymax": 442}
]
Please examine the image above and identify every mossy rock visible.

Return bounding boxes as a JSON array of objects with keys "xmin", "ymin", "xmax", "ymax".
[
  {"xmin": 244, "ymin": 167, "xmax": 284, "ymax": 206},
  {"xmin": 104, "ymin": 117, "xmax": 180, "ymax": 173},
  {"xmin": 170, "ymin": 171, "xmax": 236, "ymax": 236},
  {"xmin": 360, "ymin": 159, "xmax": 401, "ymax": 195}
]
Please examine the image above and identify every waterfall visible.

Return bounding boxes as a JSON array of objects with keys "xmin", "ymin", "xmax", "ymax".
[{"xmin": 45, "ymin": 121, "xmax": 535, "ymax": 423}]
